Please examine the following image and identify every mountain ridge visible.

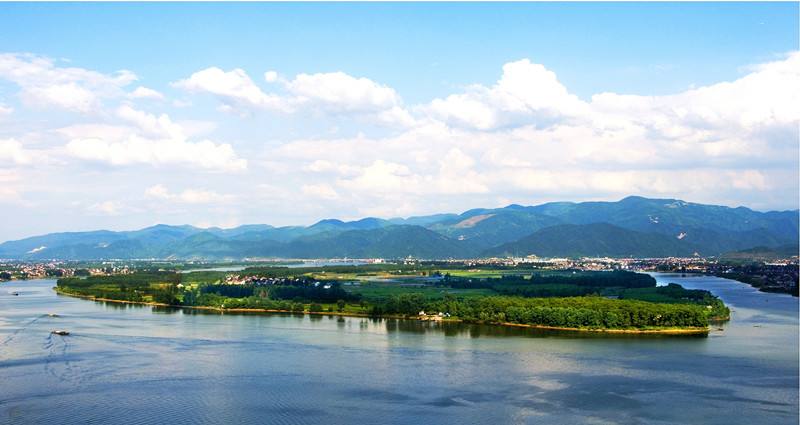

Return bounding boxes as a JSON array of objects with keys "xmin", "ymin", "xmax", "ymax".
[{"xmin": 1, "ymin": 196, "xmax": 796, "ymax": 260}]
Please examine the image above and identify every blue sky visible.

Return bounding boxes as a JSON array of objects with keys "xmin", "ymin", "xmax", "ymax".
[
  {"xmin": 0, "ymin": 2, "xmax": 798, "ymax": 241},
  {"xmin": 3, "ymin": 3, "xmax": 796, "ymax": 100}
]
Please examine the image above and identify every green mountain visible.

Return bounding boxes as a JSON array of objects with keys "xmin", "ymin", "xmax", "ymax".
[
  {"xmin": 485, "ymin": 223, "xmax": 697, "ymax": 258},
  {"xmin": 0, "ymin": 196, "xmax": 796, "ymax": 260},
  {"xmin": 720, "ymin": 244, "xmax": 799, "ymax": 261},
  {"xmin": 277, "ymin": 225, "xmax": 475, "ymax": 259},
  {"xmin": 529, "ymin": 196, "xmax": 798, "ymax": 237}
]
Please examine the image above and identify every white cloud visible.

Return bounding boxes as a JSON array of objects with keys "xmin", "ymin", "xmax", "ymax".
[
  {"xmin": 88, "ymin": 200, "xmax": 123, "ymax": 216},
  {"xmin": 0, "ymin": 169, "xmax": 23, "ymax": 203},
  {"xmin": 301, "ymin": 183, "xmax": 339, "ymax": 200},
  {"xmin": 303, "ymin": 159, "xmax": 359, "ymax": 175},
  {"xmin": 24, "ymin": 82, "xmax": 96, "ymax": 112},
  {"xmin": 66, "ymin": 136, "xmax": 245, "ymax": 172},
  {"xmin": 426, "ymin": 94, "xmax": 497, "ymax": 130},
  {"xmin": 0, "ymin": 51, "xmax": 797, "ymax": 232},
  {"xmin": 729, "ymin": 170, "xmax": 769, "ymax": 190},
  {"xmin": 286, "ymin": 71, "xmax": 415, "ymax": 126},
  {"xmin": 115, "ymin": 104, "xmax": 183, "ymax": 138},
  {"xmin": 0, "ymin": 53, "xmax": 136, "ymax": 112},
  {"xmin": 172, "ymin": 99, "xmax": 192, "ymax": 108},
  {"xmin": 264, "ymin": 71, "xmax": 279, "ymax": 83},
  {"xmin": 337, "ymin": 160, "xmax": 417, "ymax": 193},
  {"xmin": 270, "ymin": 52, "xmax": 799, "ymax": 212},
  {"xmin": 143, "ymin": 184, "xmax": 170, "ymax": 199},
  {"xmin": 0, "ymin": 103, "xmax": 13, "ymax": 116},
  {"xmin": 588, "ymin": 52, "xmax": 800, "ymax": 141},
  {"xmin": 144, "ymin": 184, "xmax": 232, "ymax": 204},
  {"xmin": 332, "ymin": 153, "xmax": 487, "ymax": 196},
  {"xmin": 424, "ymin": 59, "xmax": 587, "ymax": 130},
  {"xmin": 63, "ymin": 107, "xmax": 246, "ymax": 172},
  {"xmin": 173, "ymin": 67, "xmax": 286, "ymax": 111},
  {"xmin": 179, "ymin": 189, "xmax": 226, "ymax": 204},
  {"xmin": 286, "ymin": 71, "xmax": 400, "ymax": 111},
  {"xmin": 128, "ymin": 86, "xmax": 165, "ymax": 100},
  {"xmin": 0, "ymin": 139, "xmax": 34, "ymax": 165},
  {"xmin": 175, "ymin": 67, "xmax": 415, "ymax": 126}
]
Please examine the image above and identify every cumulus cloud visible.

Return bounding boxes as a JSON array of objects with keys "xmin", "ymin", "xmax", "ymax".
[
  {"xmin": 301, "ymin": 183, "xmax": 339, "ymax": 200},
  {"xmin": 287, "ymin": 72, "xmax": 399, "ymax": 111},
  {"xmin": 424, "ymin": 59, "xmax": 588, "ymax": 130},
  {"xmin": 174, "ymin": 67, "xmax": 415, "ymax": 126},
  {"xmin": 270, "ymin": 52, "xmax": 799, "ymax": 211},
  {"xmin": 115, "ymin": 104, "xmax": 183, "ymax": 138},
  {"xmin": 65, "ymin": 136, "xmax": 245, "ymax": 172},
  {"xmin": 264, "ymin": 70, "xmax": 279, "ymax": 83},
  {"xmin": 172, "ymin": 67, "xmax": 286, "ymax": 111},
  {"xmin": 1, "ymin": 51, "xmax": 797, "ymax": 227},
  {"xmin": 0, "ymin": 139, "xmax": 33, "ymax": 165},
  {"xmin": 88, "ymin": 200, "xmax": 123, "ymax": 216},
  {"xmin": 0, "ymin": 170, "xmax": 22, "ymax": 200},
  {"xmin": 144, "ymin": 184, "xmax": 232, "ymax": 204},
  {"xmin": 588, "ymin": 51, "xmax": 800, "ymax": 150},
  {"xmin": 0, "ymin": 53, "xmax": 136, "ymax": 112},
  {"xmin": 127, "ymin": 86, "xmax": 165, "ymax": 100},
  {"xmin": 303, "ymin": 159, "xmax": 359, "ymax": 175},
  {"xmin": 332, "ymin": 152, "xmax": 487, "ymax": 196},
  {"xmin": 63, "ymin": 106, "xmax": 246, "ymax": 171}
]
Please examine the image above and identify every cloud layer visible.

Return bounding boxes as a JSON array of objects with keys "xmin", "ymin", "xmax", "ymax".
[{"xmin": 0, "ymin": 51, "xmax": 797, "ymax": 238}]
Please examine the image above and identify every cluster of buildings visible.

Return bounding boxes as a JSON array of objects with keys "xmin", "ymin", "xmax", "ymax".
[
  {"xmin": 0, "ymin": 261, "xmax": 132, "ymax": 281},
  {"xmin": 0, "ymin": 262, "xmax": 73, "ymax": 280},
  {"xmin": 222, "ymin": 275, "xmax": 312, "ymax": 286}
]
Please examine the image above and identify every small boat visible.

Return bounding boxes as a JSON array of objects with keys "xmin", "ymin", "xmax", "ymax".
[
  {"xmin": 47, "ymin": 313, "xmax": 59, "ymax": 317},
  {"xmin": 10, "ymin": 292, "xmax": 19, "ymax": 296},
  {"xmin": 51, "ymin": 330, "xmax": 70, "ymax": 336}
]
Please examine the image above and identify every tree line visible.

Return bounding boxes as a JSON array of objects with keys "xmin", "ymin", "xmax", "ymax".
[{"xmin": 369, "ymin": 293, "xmax": 710, "ymax": 329}]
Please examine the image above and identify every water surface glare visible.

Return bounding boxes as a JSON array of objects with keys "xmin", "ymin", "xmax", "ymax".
[{"xmin": 0, "ymin": 273, "xmax": 797, "ymax": 424}]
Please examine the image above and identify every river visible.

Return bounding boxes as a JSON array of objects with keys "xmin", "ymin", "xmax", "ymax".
[{"xmin": 0, "ymin": 273, "xmax": 797, "ymax": 424}]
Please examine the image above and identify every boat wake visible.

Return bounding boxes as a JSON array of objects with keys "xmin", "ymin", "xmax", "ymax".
[{"xmin": 0, "ymin": 314, "xmax": 48, "ymax": 347}]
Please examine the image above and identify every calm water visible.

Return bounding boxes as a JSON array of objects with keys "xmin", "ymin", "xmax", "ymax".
[{"xmin": 0, "ymin": 273, "xmax": 797, "ymax": 424}]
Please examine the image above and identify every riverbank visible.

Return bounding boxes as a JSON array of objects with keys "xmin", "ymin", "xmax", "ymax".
[{"xmin": 55, "ymin": 288, "xmax": 710, "ymax": 335}]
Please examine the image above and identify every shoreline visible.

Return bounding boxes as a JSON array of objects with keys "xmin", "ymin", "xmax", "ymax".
[
  {"xmin": 55, "ymin": 288, "xmax": 710, "ymax": 335},
  {"xmin": 651, "ymin": 271, "xmax": 798, "ymax": 297}
]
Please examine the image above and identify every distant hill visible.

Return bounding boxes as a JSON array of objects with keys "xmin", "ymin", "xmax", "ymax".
[
  {"xmin": 0, "ymin": 196, "xmax": 796, "ymax": 260},
  {"xmin": 720, "ymin": 244, "xmax": 799, "ymax": 261},
  {"xmin": 485, "ymin": 223, "xmax": 697, "ymax": 258}
]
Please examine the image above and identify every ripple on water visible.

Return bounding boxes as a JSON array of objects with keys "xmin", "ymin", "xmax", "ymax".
[{"xmin": 0, "ymin": 277, "xmax": 797, "ymax": 425}]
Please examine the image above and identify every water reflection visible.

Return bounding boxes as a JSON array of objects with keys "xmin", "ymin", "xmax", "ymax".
[
  {"xmin": 150, "ymin": 306, "xmax": 181, "ymax": 315},
  {"xmin": 0, "ymin": 276, "xmax": 796, "ymax": 425}
]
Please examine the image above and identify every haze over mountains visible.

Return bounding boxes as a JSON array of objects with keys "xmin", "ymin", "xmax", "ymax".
[{"xmin": 1, "ymin": 196, "xmax": 797, "ymax": 260}]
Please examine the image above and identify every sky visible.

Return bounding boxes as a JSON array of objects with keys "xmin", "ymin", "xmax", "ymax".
[{"xmin": 0, "ymin": 2, "xmax": 798, "ymax": 241}]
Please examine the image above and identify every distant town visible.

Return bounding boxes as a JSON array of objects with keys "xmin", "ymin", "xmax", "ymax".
[{"xmin": 2, "ymin": 254, "xmax": 797, "ymax": 296}]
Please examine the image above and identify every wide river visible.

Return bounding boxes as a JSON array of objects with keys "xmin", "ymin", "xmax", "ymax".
[{"xmin": 0, "ymin": 273, "xmax": 797, "ymax": 424}]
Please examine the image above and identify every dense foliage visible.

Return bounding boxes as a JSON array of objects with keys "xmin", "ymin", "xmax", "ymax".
[
  {"xmin": 195, "ymin": 281, "xmax": 358, "ymax": 303},
  {"xmin": 369, "ymin": 294, "xmax": 709, "ymax": 328},
  {"xmin": 56, "ymin": 267, "xmax": 726, "ymax": 330},
  {"xmin": 56, "ymin": 272, "xmax": 180, "ymax": 303},
  {"xmin": 443, "ymin": 270, "xmax": 656, "ymax": 297}
]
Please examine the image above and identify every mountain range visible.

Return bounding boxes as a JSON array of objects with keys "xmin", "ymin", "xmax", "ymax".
[{"xmin": 1, "ymin": 196, "xmax": 797, "ymax": 260}]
